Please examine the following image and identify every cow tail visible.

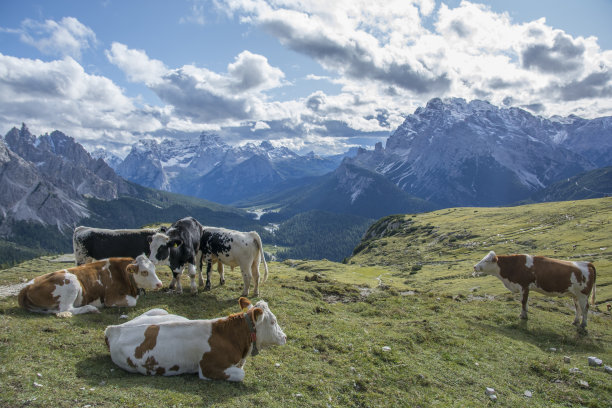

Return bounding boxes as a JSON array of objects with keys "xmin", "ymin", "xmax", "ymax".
[
  {"xmin": 590, "ymin": 263, "xmax": 596, "ymax": 306},
  {"xmin": 253, "ymin": 231, "xmax": 268, "ymax": 283}
]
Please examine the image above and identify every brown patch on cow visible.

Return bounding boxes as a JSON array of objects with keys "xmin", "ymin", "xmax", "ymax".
[
  {"xmin": 134, "ymin": 325, "xmax": 160, "ymax": 359},
  {"xmin": 199, "ymin": 312, "xmax": 253, "ymax": 380},
  {"xmin": 169, "ymin": 364, "xmax": 180, "ymax": 372},
  {"xmin": 531, "ymin": 257, "xmax": 580, "ymax": 293},
  {"xmin": 127, "ymin": 357, "xmax": 137, "ymax": 368},
  {"xmin": 18, "ymin": 271, "xmax": 66, "ymax": 311},
  {"xmin": 143, "ymin": 356, "xmax": 160, "ymax": 375}
]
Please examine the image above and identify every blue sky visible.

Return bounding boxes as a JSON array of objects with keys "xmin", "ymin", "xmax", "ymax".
[{"xmin": 1, "ymin": 0, "xmax": 611, "ymax": 157}]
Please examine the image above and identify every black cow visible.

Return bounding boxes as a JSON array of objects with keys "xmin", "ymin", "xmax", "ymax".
[
  {"xmin": 147, "ymin": 217, "xmax": 204, "ymax": 294},
  {"xmin": 73, "ymin": 226, "xmax": 166, "ymax": 266}
]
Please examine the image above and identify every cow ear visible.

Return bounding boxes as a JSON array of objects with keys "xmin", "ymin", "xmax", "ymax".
[
  {"xmin": 126, "ymin": 263, "xmax": 138, "ymax": 274},
  {"xmin": 159, "ymin": 226, "xmax": 167, "ymax": 233},
  {"xmin": 252, "ymin": 307, "xmax": 263, "ymax": 323},
  {"xmin": 239, "ymin": 297, "xmax": 252, "ymax": 312}
]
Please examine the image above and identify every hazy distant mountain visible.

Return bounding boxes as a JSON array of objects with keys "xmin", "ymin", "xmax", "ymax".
[
  {"xmin": 115, "ymin": 133, "xmax": 344, "ymax": 202},
  {"xmin": 347, "ymin": 98, "xmax": 606, "ymax": 207},
  {"xmin": 254, "ymin": 161, "xmax": 436, "ymax": 220}
]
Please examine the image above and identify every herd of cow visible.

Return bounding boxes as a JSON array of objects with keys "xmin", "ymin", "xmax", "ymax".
[
  {"xmin": 18, "ymin": 216, "xmax": 285, "ymax": 381},
  {"xmin": 15, "ymin": 215, "xmax": 597, "ymax": 381}
]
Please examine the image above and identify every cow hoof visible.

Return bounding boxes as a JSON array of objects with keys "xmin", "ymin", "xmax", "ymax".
[
  {"xmin": 191, "ymin": 289, "xmax": 198, "ymax": 295},
  {"xmin": 253, "ymin": 291, "xmax": 259, "ymax": 297},
  {"xmin": 204, "ymin": 285, "xmax": 211, "ymax": 292},
  {"xmin": 519, "ymin": 314, "xmax": 528, "ymax": 320},
  {"xmin": 220, "ymin": 279, "xmax": 225, "ymax": 286}
]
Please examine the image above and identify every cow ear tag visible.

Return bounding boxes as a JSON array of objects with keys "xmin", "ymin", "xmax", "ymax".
[{"xmin": 242, "ymin": 306, "xmax": 249, "ymax": 313}]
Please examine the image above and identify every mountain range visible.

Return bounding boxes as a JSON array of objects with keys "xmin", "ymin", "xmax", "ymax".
[
  {"xmin": 346, "ymin": 98, "xmax": 611, "ymax": 207},
  {"xmin": 111, "ymin": 134, "xmax": 346, "ymax": 204},
  {"xmin": 0, "ymin": 124, "xmax": 260, "ymax": 265},
  {"xmin": 2, "ymin": 97, "xmax": 611, "ymax": 265},
  {"xmin": 108, "ymin": 98, "xmax": 612, "ymax": 211}
]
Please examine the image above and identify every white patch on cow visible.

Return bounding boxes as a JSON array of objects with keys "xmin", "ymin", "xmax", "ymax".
[
  {"xmin": 525, "ymin": 254, "xmax": 534, "ymax": 268},
  {"xmin": 125, "ymin": 295, "xmax": 137, "ymax": 307},
  {"xmin": 224, "ymin": 366, "xmax": 245, "ymax": 382},
  {"xmin": 500, "ymin": 277, "xmax": 523, "ymax": 294},
  {"xmin": 148, "ymin": 233, "xmax": 170, "ymax": 266},
  {"xmin": 89, "ymin": 299, "xmax": 103, "ymax": 308}
]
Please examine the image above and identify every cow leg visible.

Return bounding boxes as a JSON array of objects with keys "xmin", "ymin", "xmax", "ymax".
[
  {"xmin": 239, "ymin": 261, "xmax": 252, "ymax": 297},
  {"xmin": 188, "ymin": 263, "xmax": 198, "ymax": 295},
  {"xmin": 218, "ymin": 261, "xmax": 225, "ymax": 286},
  {"xmin": 577, "ymin": 295, "xmax": 589, "ymax": 328},
  {"xmin": 251, "ymin": 258, "xmax": 260, "ymax": 297},
  {"xmin": 55, "ymin": 277, "xmax": 100, "ymax": 317},
  {"xmin": 519, "ymin": 288, "xmax": 529, "ymax": 319},
  {"xmin": 204, "ymin": 260, "xmax": 212, "ymax": 291},
  {"xmin": 572, "ymin": 298, "xmax": 581, "ymax": 325},
  {"xmin": 171, "ymin": 269, "xmax": 183, "ymax": 294},
  {"xmin": 196, "ymin": 252, "xmax": 204, "ymax": 287}
]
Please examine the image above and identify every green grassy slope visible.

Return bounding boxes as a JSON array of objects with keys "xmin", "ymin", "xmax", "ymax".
[
  {"xmin": 349, "ymin": 197, "xmax": 612, "ymax": 302},
  {"xmin": 0, "ymin": 198, "xmax": 610, "ymax": 407}
]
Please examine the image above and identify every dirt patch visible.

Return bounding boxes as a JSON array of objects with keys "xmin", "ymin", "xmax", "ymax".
[{"xmin": 0, "ymin": 283, "xmax": 27, "ymax": 299}]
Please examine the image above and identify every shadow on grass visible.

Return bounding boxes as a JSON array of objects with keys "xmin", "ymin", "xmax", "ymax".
[
  {"xmin": 75, "ymin": 353, "xmax": 258, "ymax": 403},
  {"xmin": 473, "ymin": 320, "xmax": 608, "ymax": 353}
]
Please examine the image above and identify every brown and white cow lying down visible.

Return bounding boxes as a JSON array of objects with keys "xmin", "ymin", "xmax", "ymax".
[
  {"xmin": 18, "ymin": 255, "xmax": 162, "ymax": 317},
  {"xmin": 474, "ymin": 251, "xmax": 596, "ymax": 328},
  {"xmin": 104, "ymin": 297, "xmax": 286, "ymax": 381}
]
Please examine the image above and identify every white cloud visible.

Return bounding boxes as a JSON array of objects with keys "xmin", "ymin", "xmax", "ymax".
[
  {"xmin": 18, "ymin": 17, "xmax": 97, "ymax": 59},
  {"xmin": 0, "ymin": 53, "xmax": 162, "ymax": 147},
  {"xmin": 217, "ymin": 0, "xmax": 612, "ymax": 120},
  {"xmin": 227, "ymin": 50, "xmax": 285, "ymax": 91},
  {"xmin": 105, "ymin": 42, "xmax": 168, "ymax": 85},
  {"xmin": 107, "ymin": 44, "xmax": 287, "ymax": 124},
  {"xmin": 180, "ymin": 0, "xmax": 207, "ymax": 25}
]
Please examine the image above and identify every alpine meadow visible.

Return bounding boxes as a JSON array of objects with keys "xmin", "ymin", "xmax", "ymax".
[{"xmin": 1, "ymin": 198, "xmax": 610, "ymax": 407}]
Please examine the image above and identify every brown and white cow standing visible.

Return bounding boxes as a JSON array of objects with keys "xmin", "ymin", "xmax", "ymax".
[
  {"xmin": 104, "ymin": 297, "xmax": 286, "ymax": 381},
  {"xmin": 18, "ymin": 255, "xmax": 162, "ymax": 317},
  {"xmin": 473, "ymin": 251, "xmax": 596, "ymax": 328}
]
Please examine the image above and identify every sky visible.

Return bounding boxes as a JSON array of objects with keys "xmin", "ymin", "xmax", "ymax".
[{"xmin": 1, "ymin": 0, "xmax": 611, "ymax": 158}]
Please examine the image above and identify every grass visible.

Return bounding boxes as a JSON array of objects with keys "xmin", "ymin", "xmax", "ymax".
[{"xmin": 1, "ymin": 198, "xmax": 611, "ymax": 407}]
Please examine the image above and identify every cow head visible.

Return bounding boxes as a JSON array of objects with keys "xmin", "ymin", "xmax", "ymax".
[
  {"xmin": 126, "ymin": 254, "xmax": 163, "ymax": 290},
  {"xmin": 473, "ymin": 250, "xmax": 500, "ymax": 276},
  {"xmin": 148, "ymin": 233, "xmax": 172, "ymax": 266},
  {"xmin": 240, "ymin": 297, "xmax": 287, "ymax": 349}
]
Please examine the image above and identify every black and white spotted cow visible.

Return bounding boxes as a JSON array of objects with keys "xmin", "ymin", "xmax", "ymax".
[
  {"xmin": 147, "ymin": 217, "xmax": 203, "ymax": 294},
  {"xmin": 73, "ymin": 226, "xmax": 166, "ymax": 266},
  {"xmin": 199, "ymin": 227, "xmax": 268, "ymax": 297},
  {"xmin": 148, "ymin": 218, "xmax": 268, "ymax": 296}
]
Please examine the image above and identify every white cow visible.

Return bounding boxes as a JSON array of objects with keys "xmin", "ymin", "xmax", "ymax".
[{"xmin": 104, "ymin": 297, "xmax": 286, "ymax": 381}]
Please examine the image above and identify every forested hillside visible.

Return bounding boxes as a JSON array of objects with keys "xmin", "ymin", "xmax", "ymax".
[{"xmin": 269, "ymin": 210, "xmax": 373, "ymax": 262}]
